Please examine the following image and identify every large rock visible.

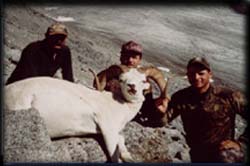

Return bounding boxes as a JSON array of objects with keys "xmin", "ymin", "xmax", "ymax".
[
  {"xmin": 123, "ymin": 122, "xmax": 190, "ymax": 162},
  {"xmin": 52, "ymin": 137, "xmax": 107, "ymax": 162},
  {"xmin": 4, "ymin": 108, "xmax": 190, "ymax": 163},
  {"xmin": 4, "ymin": 108, "xmax": 71, "ymax": 162}
]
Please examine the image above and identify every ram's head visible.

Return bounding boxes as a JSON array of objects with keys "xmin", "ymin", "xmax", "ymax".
[
  {"xmin": 119, "ymin": 68, "xmax": 150, "ymax": 103},
  {"xmin": 92, "ymin": 64, "xmax": 168, "ymax": 103}
]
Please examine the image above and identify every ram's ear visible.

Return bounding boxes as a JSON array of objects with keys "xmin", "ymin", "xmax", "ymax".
[
  {"xmin": 119, "ymin": 75, "xmax": 125, "ymax": 82},
  {"xmin": 143, "ymin": 82, "xmax": 150, "ymax": 90}
]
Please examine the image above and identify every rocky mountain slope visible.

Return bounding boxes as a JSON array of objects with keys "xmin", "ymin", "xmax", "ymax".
[{"xmin": 3, "ymin": 3, "xmax": 247, "ymax": 163}]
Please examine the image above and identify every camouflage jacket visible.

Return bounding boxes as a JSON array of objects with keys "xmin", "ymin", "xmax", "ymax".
[{"xmin": 167, "ymin": 85, "xmax": 247, "ymax": 149}]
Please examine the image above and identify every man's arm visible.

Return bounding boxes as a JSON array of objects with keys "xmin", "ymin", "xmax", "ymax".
[
  {"xmin": 232, "ymin": 91, "xmax": 248, "ymax": 146},
  {"xmin": 6, "ymin": 44, "xmax": 39, "ymax": 84},
  {"xmin": 219, "ymin": 90, "xmax": 248, "ymax": 158},
  {"xmin": 155, "ymin": 92, "xmax": 181, "ymax": 124}
]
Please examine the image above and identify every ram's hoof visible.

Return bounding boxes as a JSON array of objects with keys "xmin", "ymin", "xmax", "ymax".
[{"xmin": 121, "ymin": 152, "xmax": 134, "ymax": 163}]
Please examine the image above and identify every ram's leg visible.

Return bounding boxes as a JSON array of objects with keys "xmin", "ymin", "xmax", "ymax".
[
  {"xmin": 118, "ymin": 135, "xmax": 134, "ymax": 162},
  {"xmin": 94, "ymin": 112, "xmax": 121, "ymax": 162},
  {"xmin": 111, "ymin": 145, "xmax": 120, "ymax": 162},
  {"xmin": 100, "ymin": 130, "xmax": 121, "ymax": 162}
]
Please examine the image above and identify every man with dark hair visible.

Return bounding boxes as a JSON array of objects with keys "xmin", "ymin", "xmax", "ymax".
[
  {"xmin": 158, "ymin": 57, "xmax": 247, "ymax": 162},
  {"xmin": 6, "ymin": 22, "xmax": 74, "ymax": 85},
  {"xmin": 93, "ymin": 40, "xmax": 169, "ymax": 127}
]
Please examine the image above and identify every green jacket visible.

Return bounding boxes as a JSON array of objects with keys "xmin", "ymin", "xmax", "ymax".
[{"xmin": 167, "ymin": 85, "xmax": 247, "ymax": 150}]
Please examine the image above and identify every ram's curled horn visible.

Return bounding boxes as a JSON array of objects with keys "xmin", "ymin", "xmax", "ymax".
[
  {"xmin": 92, "ymin": 64, "xmax": 130, "ymax": 91},
  {"xmin": 89, "ymin": 68, "xmax": 101, "ymax": 91},
  {"xmin": 138, "ymin": 66, "xmax": 168, "ymax": 98}
]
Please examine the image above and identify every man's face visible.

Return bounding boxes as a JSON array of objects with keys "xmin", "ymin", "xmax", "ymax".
[
  {"xmin": 47, "ymin": 34, "xmax": 67, "ymax": 49},
  {"xmin": 120, "ymin": 54, "xmax": 141, "ymax": 68},
  {"xmin": 187, "ymin": 65, "xmax": 212, "ymax": 91}
]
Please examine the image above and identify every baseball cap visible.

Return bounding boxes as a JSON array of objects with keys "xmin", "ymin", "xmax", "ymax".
[
  {"xmin": 120, "ymin": 40, "xmax": 142, "ymax": 56},
  {"xmin": 187, "ymin": 57, "xmax": 211, "ymax": 71},
  {"xmin": 46, "ymin": 22, "xmax": 68, "ymax": 36}
]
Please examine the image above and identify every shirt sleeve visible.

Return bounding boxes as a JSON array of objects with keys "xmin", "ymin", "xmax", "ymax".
[
  {"xmin": 166, "ymin": 93, "xmax": 182, "ymax": 123},
  {"xmin": 61, "ymin": 47, "xmax": 74, "ymax": 82},
  {"xmin": 6, "ymin": 44, "xmax": 39, "ymax": 84}
]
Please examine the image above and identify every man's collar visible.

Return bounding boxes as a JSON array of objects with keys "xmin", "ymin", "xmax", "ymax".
[{"xmin": 191, "ymin": 84, "xmax": 213, "ymax": 98}]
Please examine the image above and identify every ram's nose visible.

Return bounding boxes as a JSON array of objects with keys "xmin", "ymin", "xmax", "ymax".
[
  {"xmin": 129, "ymin": 89, "xmax": 137, "ymax": 94},
  {"xmin": 128, "ymin": 84, "xmax": 135, "ymax": 89},
  {"xmin": 128, "ymin": 84, "xmax": 137, "ymax": 95}
]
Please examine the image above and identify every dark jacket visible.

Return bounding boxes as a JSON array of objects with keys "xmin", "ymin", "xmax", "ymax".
[
  {"xmin": 6, "ymin": 39, "xmax": 74, "ymax": 85},
  {"xmin": 167, "ymin": 85, "xmax": 247, "ymax": 162}
]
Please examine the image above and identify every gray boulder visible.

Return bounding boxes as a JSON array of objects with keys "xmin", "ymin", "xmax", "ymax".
[
  {"xmin": 4, "ymin": 108, "xmax": 71, "ymax": 162},
  {"xmin": 4, "ymin": 108, "xmax": 190, "ymax": 163}
]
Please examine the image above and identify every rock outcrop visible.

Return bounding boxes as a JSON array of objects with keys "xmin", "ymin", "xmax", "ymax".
[{"xmin": 4, "ymin": 108, "xmax": 190, "ymax": 162}]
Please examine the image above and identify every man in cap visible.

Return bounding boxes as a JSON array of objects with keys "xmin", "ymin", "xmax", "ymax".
[
  {"xmin": 93, "ymin": 40, "xmax": 169, "ymax": 127},
  {"xmin": 6, "ymin": 22, "xmax": 74, "ymax": 84},
  {"xmin": 158, "ymin": 57, "xmax": 247, "ymax": 162}
]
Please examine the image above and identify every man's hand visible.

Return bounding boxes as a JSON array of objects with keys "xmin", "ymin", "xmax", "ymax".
[
  {"xmin": 219, "ymin": 140, "xmax": 241, "ymax": 151},
  {"xmin": 154, "ymin": 97, "xmax": 170, "ymax": 114},
  {"xmin": 219, "ymin": 140, "xmax": 244, "ymax": 162}
]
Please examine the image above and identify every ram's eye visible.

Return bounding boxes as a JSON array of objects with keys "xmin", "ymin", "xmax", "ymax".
[{"xmin": 142, "ymin": 80, "xmax": 147, "ymax": 83}]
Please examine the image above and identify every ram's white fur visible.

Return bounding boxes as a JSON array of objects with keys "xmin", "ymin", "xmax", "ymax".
[{"xmin": 4, "ymin": 68, "xmax": 150, "ymax": 162}]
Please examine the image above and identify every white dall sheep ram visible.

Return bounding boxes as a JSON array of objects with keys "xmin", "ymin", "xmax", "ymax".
[{"xmin": 4, "ymin": 65, "xmax": 155, "ymax": 162}]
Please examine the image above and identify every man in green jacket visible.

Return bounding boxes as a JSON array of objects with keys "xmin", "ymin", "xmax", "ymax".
[{"xmin": 157, "ymin": 57, "xmax": 247, "ymax": 162}]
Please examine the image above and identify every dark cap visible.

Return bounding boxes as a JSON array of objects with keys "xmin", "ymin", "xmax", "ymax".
[
  {"xmin": 187, "ymin": 57, "xmax": 211, "ymax": 71},
  {"xmin": 120, "ymin": 40, "xmax": 142, "ymax": 56},
  {"xmin": 45, "ymin": 22, "xmax": 68, "ymax": 36}
]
